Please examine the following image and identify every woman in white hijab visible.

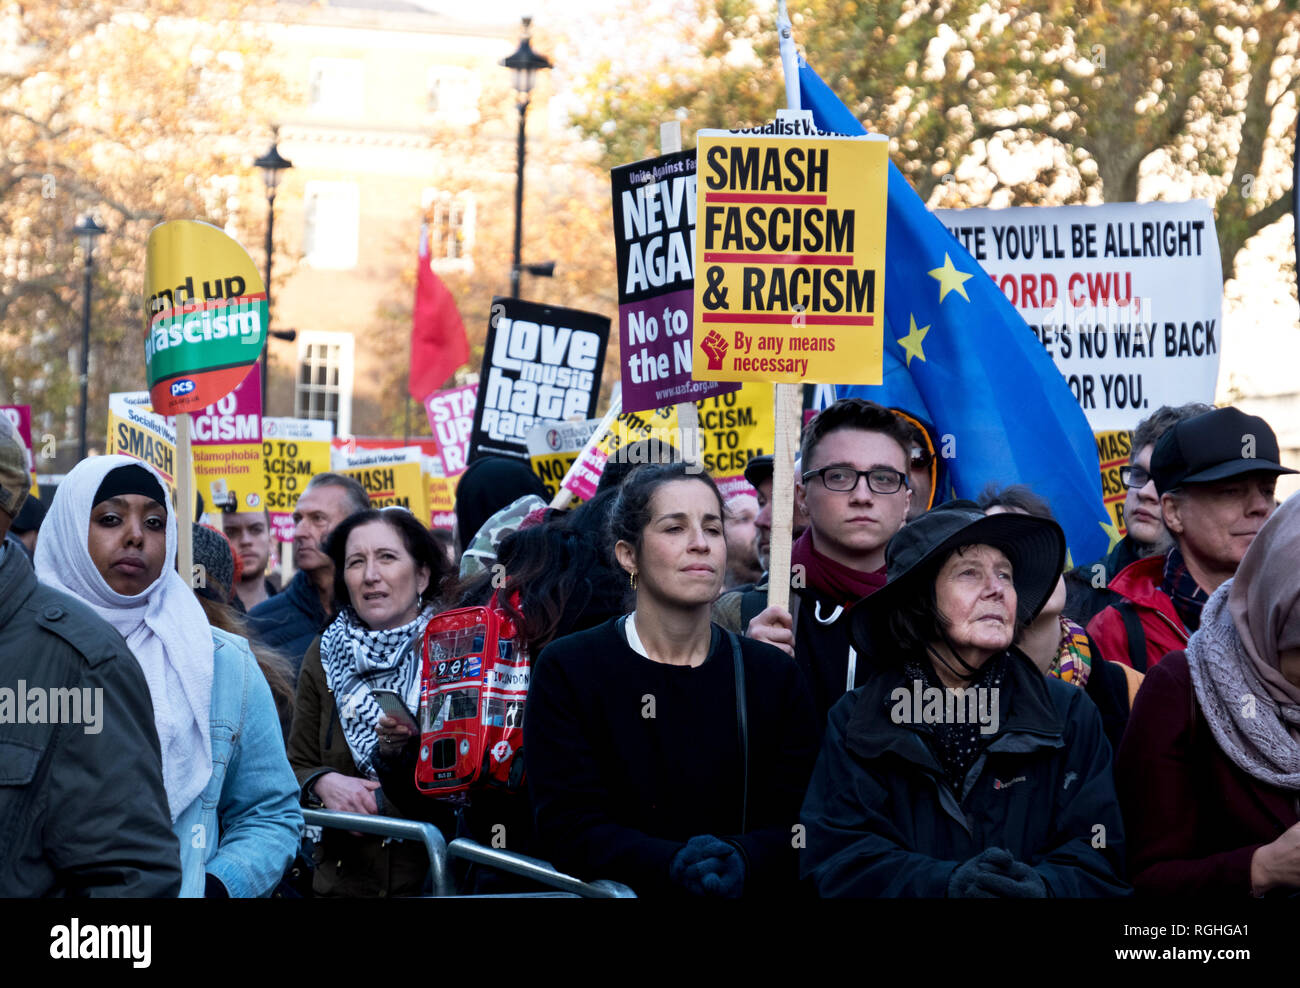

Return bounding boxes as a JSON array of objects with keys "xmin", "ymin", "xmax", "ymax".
[{"xmin": 36, "ymin": 455, "xmax": 301, "ymax": 897}]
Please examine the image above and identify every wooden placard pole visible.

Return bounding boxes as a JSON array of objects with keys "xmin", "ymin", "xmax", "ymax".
[
  {"xmin": 660, "ymin": 120, "xmax": 702, "ymax": 468},
  {"xmin": 767, "ymin": 0, "xmax": 804, "ymax": 614},
  {"xmin": 176, "ymin": 412, "xmax": 195, "ymax": 586}
]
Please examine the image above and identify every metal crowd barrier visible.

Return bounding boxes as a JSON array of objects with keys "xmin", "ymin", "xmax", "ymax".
[{"xmin": 301, "ymin": 809, "xmax": 636, "ymax": 898}]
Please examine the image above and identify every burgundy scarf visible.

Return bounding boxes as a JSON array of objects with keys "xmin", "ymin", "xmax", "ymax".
[{"xmin": 790, "ymin": 529, "xmax": 887, "ymax": 606}]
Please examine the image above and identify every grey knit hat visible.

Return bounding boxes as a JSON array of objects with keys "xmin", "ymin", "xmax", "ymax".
[
  {"xmin": 191, "ymin": 523, "xmax": 236, "ymax": 604},
  {"xmin": 0, "ymin": 414, "xmax": 30, "ymax": 518}
]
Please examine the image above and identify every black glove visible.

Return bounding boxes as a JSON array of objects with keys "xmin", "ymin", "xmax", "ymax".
[
  {"xmin": 948, "ymin": 847, "xmax": 1047, "ymax": 898},
  {"xmin": 669, "ymin": 835, "xmax": 746, "ymax": 898},
  {"xmin": 947, "ymin": 848, "xmax": 1009, "ymax": 898},
  {"xmin": 972, "ymin": 858, "xmax": 1048, "ymax": 898}
]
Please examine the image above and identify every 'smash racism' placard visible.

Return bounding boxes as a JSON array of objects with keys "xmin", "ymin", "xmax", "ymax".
[
  {"xmin": 933, "ymin": 201, "xmax": 1222, "ymax": 433},
  {"xmin": 692, "ymin": 119, "xmax": 888, "ymax": 384},
  {"xmin": 424, "ymin": 383, "xmax": 477, "ymax": 476},
  {"xmin": 469, "ymin": 298, "xmax": 609, "ymax": 462},
  {"xmin": 337, "ymin": 445, "xmax": 428, "ymax": 519},
  {"xmin": 612, "ymin": 149, "xmax": 739, "ymax": 411},
  {"xmin": 144, "ymin": 220, "xmax": 267, "ymax": 416},
  {"xmin": 262, "ymin": 417, "xmax": 334, "ymax": 543},
  {"xmin": 107, "ymin": 392, "xmax": 181, "ymax": 495},
  {"xmin": 189, "ymin": 363, "xmax": 263, "ymax": 514}
]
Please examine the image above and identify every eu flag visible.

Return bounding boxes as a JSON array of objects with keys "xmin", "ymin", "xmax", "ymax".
[{"xmin": 798, "ymin": 57, "xmax": 1111, "ymax": 564}]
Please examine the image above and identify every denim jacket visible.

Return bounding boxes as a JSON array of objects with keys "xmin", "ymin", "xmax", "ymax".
[{"xmin": 173, "ymin": 628, "xmax": 303, "ymax": 897}]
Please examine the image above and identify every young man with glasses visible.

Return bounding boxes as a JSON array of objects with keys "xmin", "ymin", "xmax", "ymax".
[
  {"xmin": 745, "ymin": 398, "xmax": 914, "ymax": 723},
  {"xmin": 1087, "ymin": 406, "xmax": 1295, "ymax": 671}
]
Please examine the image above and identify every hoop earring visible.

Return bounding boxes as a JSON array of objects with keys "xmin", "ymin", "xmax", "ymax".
[{"xmin": 630, "ymin": 571, "xmax": 638, "ymax": 590}]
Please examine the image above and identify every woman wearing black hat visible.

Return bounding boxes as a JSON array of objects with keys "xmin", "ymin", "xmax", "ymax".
[{"xmin": 799, "ymin": 501, "xmax": 1130, "ymax": 897}]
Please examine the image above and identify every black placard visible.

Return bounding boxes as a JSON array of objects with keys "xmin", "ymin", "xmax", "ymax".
[{"xmin": 468, "ymin": 297, "xmax": 610, "ymax": 463}]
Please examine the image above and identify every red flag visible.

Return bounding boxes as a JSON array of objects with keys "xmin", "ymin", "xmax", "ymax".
[{"xmin": 409, "ymin": 224, "xmax": 469, "ymax": 402}]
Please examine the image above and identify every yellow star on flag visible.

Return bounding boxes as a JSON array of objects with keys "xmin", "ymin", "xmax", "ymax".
[
  {"xmin": 928, "ymin": 252, "xmax": 974, "ymax": 303},
  {"xmin": 898, "ymin": 315, "xmax": 930, "ymax": 367},
  {"xmin": 1100, "ymin": 519, "xmax": 1123, "ymax": 554}
]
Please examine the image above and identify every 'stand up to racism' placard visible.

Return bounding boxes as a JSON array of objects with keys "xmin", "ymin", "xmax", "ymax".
[
  {"xmin": 692, "ymin": 119, "xmax": 888, "ymax": 384},
  {"xmin": 611, "ymin": 149, "xmax": 739, "ymax": 411},
  {"xmin": 262, "ymin": 417, "xmax": 333, "ymax": 543},
  {"xmin": 933, "ymin": 201, "xmax": 1222, "ymax": 433},
  {"xmin": 468, "ymin": 298, "xmax": 609, "ymax": 462}
]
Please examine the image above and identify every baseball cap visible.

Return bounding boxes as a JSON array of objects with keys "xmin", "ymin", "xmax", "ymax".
[
  {"xmin": 742, "ymin": 452, "xmax": 801, "ymax": 490},
  {"xmin": 1150, "ymin": 406, "xmax": 1297, "ymax": 495},
  {"xmin": 0, "ymin": 414, "xmax": 30, "ymax": 518}
]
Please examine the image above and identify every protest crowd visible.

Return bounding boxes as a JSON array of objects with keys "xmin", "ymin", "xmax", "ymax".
[
  {"xmin": 2, "ymin": 4, "xmax": 1299, "ymax": 910},
  {"xmin": 2, "ymin": 392, "xmax": 1299, "ymax": 900}
]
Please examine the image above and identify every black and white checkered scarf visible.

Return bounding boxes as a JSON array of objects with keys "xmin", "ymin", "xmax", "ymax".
[{"xmin": 319, "ymin": 604, "xmax": 433, "ymax": 777}]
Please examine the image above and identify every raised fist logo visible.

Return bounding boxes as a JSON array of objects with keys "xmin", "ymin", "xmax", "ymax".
[{"xmin": 701, "ymin": 330, "xmax": 728, "ymax": 370}]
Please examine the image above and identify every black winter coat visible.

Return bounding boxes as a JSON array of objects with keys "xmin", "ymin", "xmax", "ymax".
[
  {"xmin": 248, "ymin": 569, "xmax": 331, "ymax": 683},
  {"xmin": 799, "ymin": 648, "xmax": 1131, "ymax": 898}
]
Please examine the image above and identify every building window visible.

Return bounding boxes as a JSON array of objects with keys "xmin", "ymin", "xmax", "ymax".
[
  {"xmin": 308, "ymin": 57, "xmax": 364, "ymax": 116},
  {"xmin": 295, "ymin": 332, "xmax": 354, "ymax": 436},
  {"xmin": 421, "ymin": 188, "xmax": 475, "ymax": 272},
  {"xmin": 426, "ymin": 66, "xmax": 480, "ymax": 124},
  {"xmin": 303, "ymin": 181, "xmax": 359, "ymax": 269}
]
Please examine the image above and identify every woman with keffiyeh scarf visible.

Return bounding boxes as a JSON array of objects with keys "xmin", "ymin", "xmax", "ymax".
[{"xmin": 287, "ymin": 507, "xmax": 453, "ymax": 897}]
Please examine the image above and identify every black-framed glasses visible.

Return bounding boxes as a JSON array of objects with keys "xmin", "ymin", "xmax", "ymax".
[
  {"xmin": 802, "ymin": 466, "xmax": 909, "ymax": 494},
  {"xmin": 1119, "ymin": 465, "xmax": 1152, "ymax": 490}
]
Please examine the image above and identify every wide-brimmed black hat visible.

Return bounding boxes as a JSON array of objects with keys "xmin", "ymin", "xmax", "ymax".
[
  {"xmin": 848, "ymin": 499, "xmax": 1065, "ymax": 656},
  {"xmin": 1150, "ymin": 406, "xmax": 1296, "ymax": 496}
]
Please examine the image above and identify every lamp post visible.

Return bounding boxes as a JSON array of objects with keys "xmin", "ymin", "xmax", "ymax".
[
  {"xmin": 502, "ymin": 17, "xmax": 551, "ymax": 299},
  {"xmin": 73, "ymin": 213, "xmax": 106, "ymax": 461},
  {"xmin": 254, "ymin": 132, "xmax": 293, "ymax": 400}
]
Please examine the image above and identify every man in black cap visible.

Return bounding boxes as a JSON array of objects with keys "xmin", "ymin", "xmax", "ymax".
[{"xmin": 1088, "ymin": 406, "xmax": 1296, "ymax": 671}]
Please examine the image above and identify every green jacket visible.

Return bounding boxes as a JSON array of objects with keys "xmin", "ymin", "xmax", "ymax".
[{"xmin": 0, "ymin": 541, "xmax": 181, "ymax": 896}]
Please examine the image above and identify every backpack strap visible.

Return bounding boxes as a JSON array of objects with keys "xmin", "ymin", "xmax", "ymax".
[
  {"xmin": 1114, "ymin": 599, "xmax": 1149, "ymax": 674},
  {"xmin": 728, "ymin": 630, "xmax": 749, "ymax": 835}
]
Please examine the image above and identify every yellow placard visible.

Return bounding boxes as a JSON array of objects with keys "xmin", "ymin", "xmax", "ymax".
[
  {"xmin": 342, "ymin": 461, "xmax": 428, "ymax": 519},
  {"xmin": 529, "ymin": 452, "xmax": 582, "ymax": 506},
  {"xmin": 693, "ymin": 385, "xmax": 775, "ymax": 481},
  {"xmin": 1096, "ymin": 429, "xmax": 1132, "ymax": 535},
  {"xmin": 106, "ymin": 393, "xmax": 187, "ymax": 497},
  {"xmin": 262, "ymin": 418, "xmax": 334, "ymax": 542},
  {"xmin": 144, "ymin": 220, "xmax": 267, "ymax": 416},
  {"xmin": 426, "ymin": 473, "xmax": 459, "ymax": 530},
  {"xmin": 692, "ymin": 124, "xmax": 888, "ymax": 384}
]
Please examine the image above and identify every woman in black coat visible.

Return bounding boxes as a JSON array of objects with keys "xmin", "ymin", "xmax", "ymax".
[
  {"xmin": 800, "ymin": 501, "xmax": 1130, "ymax": 898},
  {"xmin": 523, "ymin": 463, "xmax": 820, "ymax": 897}
]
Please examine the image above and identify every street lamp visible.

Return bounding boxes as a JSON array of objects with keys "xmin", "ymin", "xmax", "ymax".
[
  {"xmin": 254, "ymin": 131, "xmax": 293, "ymax": 400},
  {"xmin": 502, "ymin": 17, "xmax": 551, "ymax": 299},
  {"xmin": 72, "ymin": 213, "xmax": 106, "ymax": 461}
]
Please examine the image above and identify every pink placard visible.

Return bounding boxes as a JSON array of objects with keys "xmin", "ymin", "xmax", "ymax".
[{"xmin": 423, "ymin": 383, "xmax": 477, "ymax": 476}]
